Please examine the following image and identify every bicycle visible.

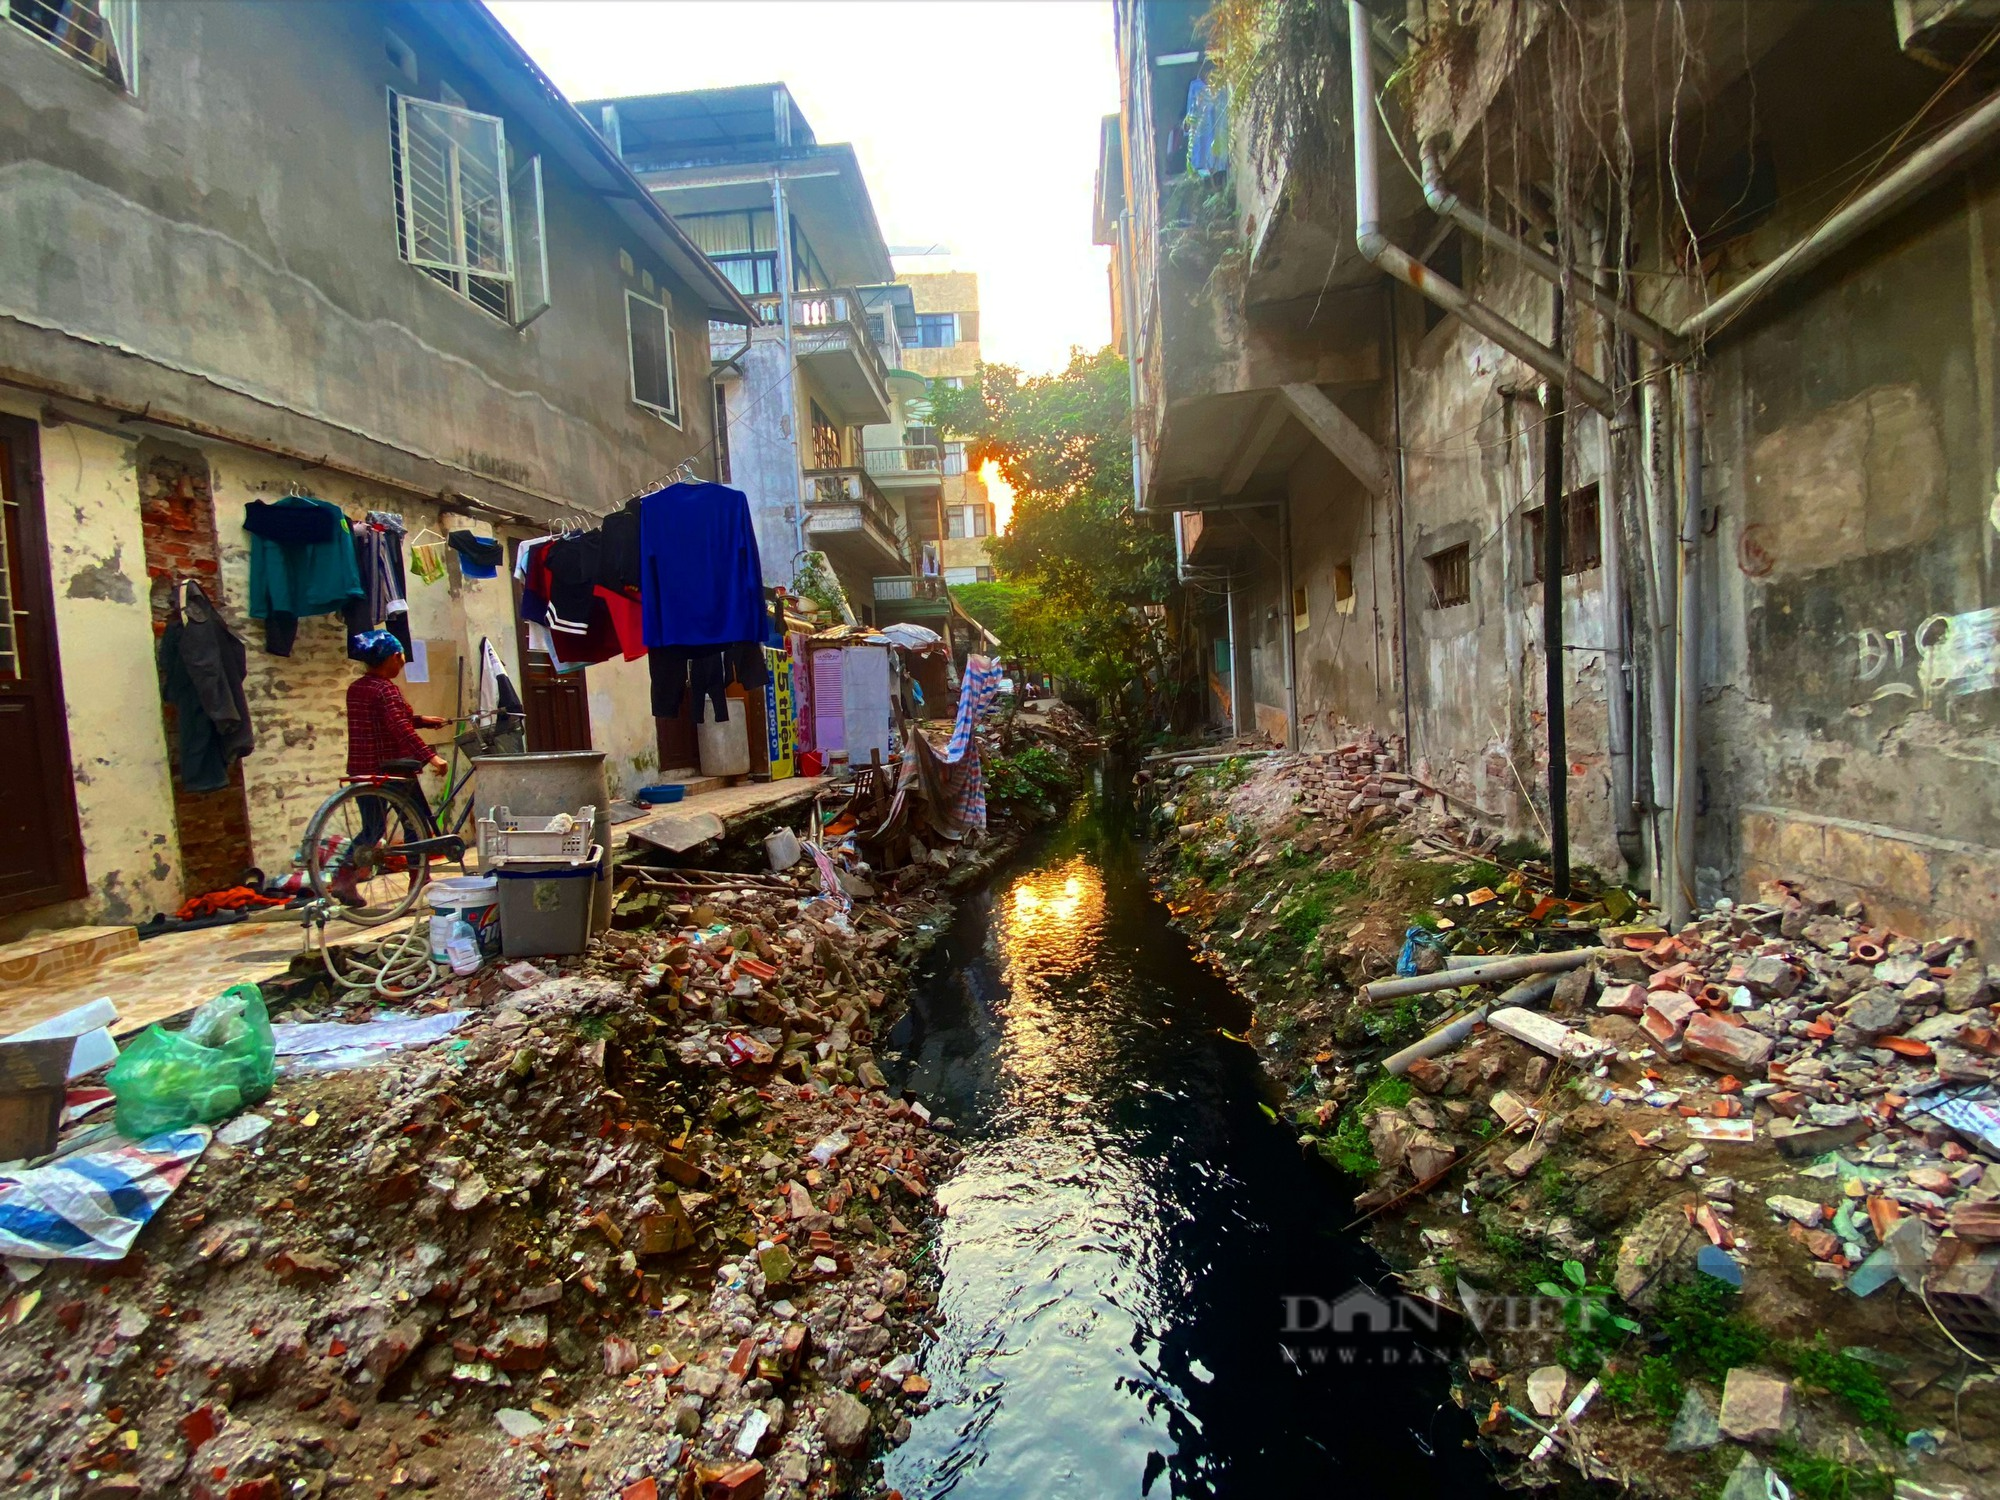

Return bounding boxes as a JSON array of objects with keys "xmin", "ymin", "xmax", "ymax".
[{"xmin": 296, "ymin": 712, "xmax": 505, "ymax": 925}]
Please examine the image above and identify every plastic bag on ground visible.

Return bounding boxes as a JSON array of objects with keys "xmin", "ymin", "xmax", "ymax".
[{"xmin": 106, "ymin": 983, "xmax": 275, "ymax": 1138}]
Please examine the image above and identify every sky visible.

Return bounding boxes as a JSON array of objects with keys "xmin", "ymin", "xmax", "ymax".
[{"xmin": 487, "ymin": 0, "xmax": 1118, "ymax": 375}]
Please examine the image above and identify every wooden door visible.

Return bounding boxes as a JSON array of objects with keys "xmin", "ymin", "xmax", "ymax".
[
  {"xmin": 0, "ymin": 416, "xmax": 86, "ymax": 914},
  {"xmin": 508, "ymin": 538, "xmax": 594, "ymax": 753}
]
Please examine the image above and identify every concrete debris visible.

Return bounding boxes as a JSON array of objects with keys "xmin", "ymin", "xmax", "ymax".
[
  {"xmin": 1147, "ymin": 749, "xmax": 2000, "ymax": 1500},
  {"xmin": 0, "ymin": 840, "xmax": 983, "ymax": 1498}
]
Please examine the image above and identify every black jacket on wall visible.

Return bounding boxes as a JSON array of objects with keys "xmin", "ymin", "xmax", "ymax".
[{"xmin": 160, "ymin": 583, "xmax": 254, "ymax": 792}]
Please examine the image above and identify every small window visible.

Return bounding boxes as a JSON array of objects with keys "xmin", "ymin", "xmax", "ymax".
[
  {"xmin": 912, "ymin": 313, "xmax": 957, "ymax": 348},
  {"xmin": 1425, "ymin": 543, "xmax": 1471, "ymax": 608},
  {"xmin": 1333, "ymin": 560, "xmax": 1356, "ymax": 615},
  {"xmin": 6, "ymin": 0, "xmax": 135, "ymax": 88},
  {"xmin": 383, "ymin": 29, "xmax": 418, "ymax": 84},
  {"xmin": 626, "ymin": 291, "xmax": 681, "ymax": 425},
  {"xmin": 809, "ymin": 401, "xmax": 840, "ymax": 469},
  {"xmin": 1292, "ymin": 584, "xmax": 1310, "ymax": 633},
  {"xmin": 1524, "ymin": 483, "xmax": 1603, "ymax": 583},
  {"xmin": 942, "ymin": 440, "xmax": 968, "ymax": 476},
  {"xmin": 390, "ymin": 92, "xmax": 549, "ymax": 328},
  {"xmin": 975, "ymin": 565, "xmax": 996, "ymax": 583},
  {"xmin": 865, "ymin": 312, "xmax": 886, "ymax": 344},
  {"xmin": 947, "ymin": 508, "xmax": 967, "ymax": 540}
]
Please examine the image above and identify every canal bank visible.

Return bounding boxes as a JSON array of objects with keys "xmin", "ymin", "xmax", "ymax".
[{"xmin": 879, "ymin": 784, "xmax": 1503, "ymax": 1497}]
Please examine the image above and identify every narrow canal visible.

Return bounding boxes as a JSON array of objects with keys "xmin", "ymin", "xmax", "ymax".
[{"xmin": 881, "ymin": 785, "xmax": 1506, "ymax": 1498}]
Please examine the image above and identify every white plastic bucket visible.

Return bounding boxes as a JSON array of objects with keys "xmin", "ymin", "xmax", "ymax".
[{"xmin": 426, "ymin": 875, "xmax": 500, "ymax": 960}]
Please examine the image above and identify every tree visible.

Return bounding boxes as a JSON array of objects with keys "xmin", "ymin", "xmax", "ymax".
[{"xmin": 929, "ymin": 349, "xmax": 1182, "ymax": 733}]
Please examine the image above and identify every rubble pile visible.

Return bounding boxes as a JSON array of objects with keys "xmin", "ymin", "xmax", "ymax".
[
  {"xmin": 1146, "ymin": 749, "xmax": 2000, "ymax": 1498},
  {"xmin": 0, "ymin": 873, "xmax": 964, "ymax": 1500}
]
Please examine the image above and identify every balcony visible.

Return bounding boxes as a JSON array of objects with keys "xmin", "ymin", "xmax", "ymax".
[
  {"xmin": 752, "ymin": 289, "xmax": 892, "ymax": 425},
  {"xmin": 862, "ymin": 445, "xmax": 945, "ymax": 493},
  {"xmin": 802, "ymin": 467, "xmax": 907, "ymax": 572}
]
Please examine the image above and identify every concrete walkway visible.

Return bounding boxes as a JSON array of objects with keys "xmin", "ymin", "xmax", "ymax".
[
  {"xmin": 615, "ymin": 775, "xmax": 827, "ymax": 856},
  {"xmin": 0, "ymin": 915, "xmax": 382, "ymax": 1041}
]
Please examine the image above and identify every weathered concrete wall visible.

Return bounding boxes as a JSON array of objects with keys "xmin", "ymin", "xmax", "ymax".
[
  {"xmin": 0, "ymin": 394, "xmax": 180, "ymax": 941},
  {"xmin": 1698, "ymin": 164, "xmax": 2000, "ymax": 944},
  {"xmin": 720, "ymin": 337, "xmax": 805, "ymax": 593},
  {"xmin": 0, "ymin": 0, "xmax": 715, "ymax": 516}
]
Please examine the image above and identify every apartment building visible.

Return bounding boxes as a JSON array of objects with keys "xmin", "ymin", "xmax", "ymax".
[
  {"xmin": 1105, "ymin": 0, "xmax": 2000, "ymax": 945},
  {"xmin": 0, "ymin": 0, "xmax": 753, "ymax": 939},
  {"xmin": 583, "ymin": 85, "xmax": 944, "ymax": 623},
  {"xmin": 897, "ymin": 271, "xmax": 996, "ymax": 585}
]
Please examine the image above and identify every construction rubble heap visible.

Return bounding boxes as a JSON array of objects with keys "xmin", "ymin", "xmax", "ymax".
[
  {"xmin": 0, "ymin": 870, "xmax": 966, "ymax": 1500},
  {"xmin": 1149, "ymin": 746, "xmax": 1999, "ymax": 1499}
]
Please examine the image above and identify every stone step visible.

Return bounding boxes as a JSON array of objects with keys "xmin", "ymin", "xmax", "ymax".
[{"xmin": 0, "ymin": 925, "xmax": 140, "ymax": 989}]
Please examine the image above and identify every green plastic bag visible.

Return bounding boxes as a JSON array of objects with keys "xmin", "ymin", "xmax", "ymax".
[{"xmin": 107, "ymin": 983, "xmax": 276, "ymax": 1138}]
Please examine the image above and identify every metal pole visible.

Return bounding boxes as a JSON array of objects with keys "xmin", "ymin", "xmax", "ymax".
[
  {"xmin": 1227, "ymin": 572, "xmax": 1249, "ymax": 736},
  {"xmin": 1669, "ymin": 368, "xmax": 1704, "ymax": 927},
  {"xmin": 1542, "ymin": 293, "xmax": 1570, "ymax": 897},
  {"xmin": 1279, "ymin": 496, "xmax": 1299, "ymax": 751}
]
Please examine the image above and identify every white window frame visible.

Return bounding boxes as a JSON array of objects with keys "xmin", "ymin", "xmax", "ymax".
[
  {"xmin": 3, "ymin": 0, "xmax": 138, "ymax": 91},
  {"xmin": 389, "ymin": 89, "xmax": 548, "ymax": 329},
  {"xmin": 625, "ymin": 289, "xmax": 682, "ymax": 428}
]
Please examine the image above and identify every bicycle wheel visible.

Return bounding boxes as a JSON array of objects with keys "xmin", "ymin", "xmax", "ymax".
[{"xmin": 301, "ymin": 782, "xmax": 435, "ymax": 926}]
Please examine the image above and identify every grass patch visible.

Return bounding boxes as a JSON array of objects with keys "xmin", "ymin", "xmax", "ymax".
[
  {"xmin": 1599, "ymin": 1354, "xmax": 1685, "ymax": 1421},
  {"xmin": 1362, "ymin": 994, "xmax": 1429, "ymax": 1048},
  {"xmin": 1319, "ymin": 1075, "xmax": 1414, "ymax": 1176},
  {"xmin": 1780, "ymin": 1339, "xmax": 1904, "ymax": 1440},
  {"xmin": 1652, "ymin": 1276, "xmax": 1769, "ymax": 1384},
  {"xmin": 1771, "ymin": 1447, "xmax": 1893, "ymax": 1500}
]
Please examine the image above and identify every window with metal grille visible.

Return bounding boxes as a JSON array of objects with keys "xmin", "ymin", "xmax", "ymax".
[
  {"xmin": 389, "ymin": 92, "xmax": 549, "ymax": 328},
  {"xmin": 626, "ymin": 291, "xmax": 680, "ymax": 425},
  {"xmin": 5, "ymin": 0, "xmax": 136, "ymax": 89},
  {"xmin": 1524, "ymin": 483, "xmax": 1603, "ymax": 583},
  {"xmin": 1425, "ymin": 543, "xmax": 1471, "ymax": 608},
  {"xmin": 810, "ymin": 402, "xmax": 840, "ymax": 469}
]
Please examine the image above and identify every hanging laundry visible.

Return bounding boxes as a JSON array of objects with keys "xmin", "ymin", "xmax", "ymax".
[
  {"xmin": 409, "ymin": 531, "xmax": 447, "ymax": 586},
  {"xmin": 638, "ymin": 482, "xmax": 765, "ymax": 648},
  {"xmin": 246, "ymin": 494, "xmax": 361, "ymax": 656},
  {"xmin": 158, "ymin": 580, "xmax": 253, "ymax": 792},
  {"xmin": 344, "ymin": 512, "xmax": 412, "ymax": 659},
  {"xmin": 478, "ymin": 637, "xmax": 525, "ymax": 729},
  {"xmin": 447, "ymin": 529, "xmax": 504, "ymax": 579},
  {"xmin": 1186, "ymin": 76, "xmax": 1229, "ymax": 176}
]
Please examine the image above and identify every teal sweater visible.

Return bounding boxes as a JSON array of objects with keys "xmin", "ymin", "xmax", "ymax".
[{"xmin": 247, "ymin": 496, "xmax": 362, "ymax": 620}]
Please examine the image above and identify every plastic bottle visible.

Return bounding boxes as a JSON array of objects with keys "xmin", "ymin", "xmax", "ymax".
[{"xmin": 446, "ymin": 918, "xmax": 482, "ymax": 976}]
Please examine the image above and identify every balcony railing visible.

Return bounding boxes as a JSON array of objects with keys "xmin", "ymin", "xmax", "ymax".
[
  {"xmin": 802, "ymin": 467, "xmax": 907, "ymax": 564},
  {"xmin": 872, "ymin": 575, "xmax": 947, "ymax": 603},
  {"xmin": 863, "ymin": 445, "xmax": 943, "ymax": 478}
]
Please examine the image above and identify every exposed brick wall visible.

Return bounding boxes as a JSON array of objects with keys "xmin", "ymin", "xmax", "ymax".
[{"xmin": 138, "ymin": 441, "xmax": 256, "ymax": 898}]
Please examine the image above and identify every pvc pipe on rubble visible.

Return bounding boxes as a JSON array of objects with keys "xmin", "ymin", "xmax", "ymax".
[
  {"xmin": 1668, "ymin": 369, "xmax": 1704, "ymax": 928},
  {"xmin": 1382, "ymin": 974, "xmax": 1560, "ymax": 1075},
  {"xmin": 1418, "ymin": 142, "xmax": 1685, "ymax": 358},
  {"xmin": 1359, "ymin": 946, "xmax": 1606, "ymax": 1004},
  {"xmin": 1345, "ymin": 4, "xmax": 1615, "ymax": 418},
  {"xmin": 1678, "ymin": 86, "xmax": 2000, "ymax": 344}
]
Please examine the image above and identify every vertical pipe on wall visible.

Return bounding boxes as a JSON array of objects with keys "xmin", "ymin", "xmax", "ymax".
[
  {"xmin": 1228, "ymin": 573, "xmax": 1248, "ymax": 736},
  {"xmin": 1279, "ymin": 496, "xmax": 1299, "ymax": 751},
  {"xmin": 771, "ymin": 172, "xmax": 805, "ymax": 567},
  {"xmin": 1541, "ymin": 295, "xmax": 1571, "ymax": 896},
  {"xmin": 1386, "ymin": 288, "xmax": 1414, "ymax": 762},
  {"xmin": 1669, "ymin": 367, "xmax": 1704, "ymax": 928}
]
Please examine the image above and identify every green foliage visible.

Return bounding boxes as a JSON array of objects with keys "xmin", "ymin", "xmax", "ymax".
[
  {"xmin": 1362, "ymin": 995, "xmax": 1427, "ymax": 1048},
  {"xmin": 1536, "ymin": 1156, "xmax": 1577, "ymax": 1212},
  {"xmin": 1538, "ymin": 1259, "xmax": 1643, "ymax": 1363},
  {"xmin": 1600, "ymin": 1355, "xmax": 1686, "ymax": 1421},
  {"xmin": 948, "ymin": 579, "xmax": 1028, "ymax": 641},
  {"xmin": 1782, "ymin": 1339, "xmax": 1903, "ymax": 1440},
  {"xmin": 1772, "ymin": 1447, "xmax": 1893, "ymax": 1500},
  {"xmin": 932, "ymin": 351, "xmax": 1179, "ymax": 730},
  {"xmin": 1476, "ymin": 1204, "xmax": 1528, "ymax": 1262},
  {"xmin": 1320, "ymin": 1075, "xmax": 1413, "ymax": 1177},
  {"xmin": 1652, "ymin": 1277, "xmax": 1770, "ymax": 1384},
  {"xmin": 1202, "ymin": 0, "xmax": 1350, "ymax": 215},
  {"xmin": 1274, "ymin": 888, "xmax": 1328, "ymax": 947},
  {"xmin": 986, "ymin": 746, "xmax": 1072, "ymax": 807}
]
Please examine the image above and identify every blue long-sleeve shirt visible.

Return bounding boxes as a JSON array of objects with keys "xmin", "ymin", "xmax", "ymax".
[{"xmin": 639, "ymin": 482, "xmax": 766, "ymax": 649}]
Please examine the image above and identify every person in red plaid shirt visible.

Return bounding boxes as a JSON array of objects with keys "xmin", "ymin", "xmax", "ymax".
[{"xmin": 333, "ymin": 631, "xmax": 447, "ymax": 904}]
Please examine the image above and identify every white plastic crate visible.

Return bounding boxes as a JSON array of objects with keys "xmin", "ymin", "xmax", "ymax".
[{"xmin": 477, "ymin": 805, "xmax": 596, "ymax": 865}]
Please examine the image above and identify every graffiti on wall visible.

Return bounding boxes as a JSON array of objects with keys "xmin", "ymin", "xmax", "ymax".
[{"xmin": 1855, "ymin": 607, "xmax": 2000, "ymax": 715}]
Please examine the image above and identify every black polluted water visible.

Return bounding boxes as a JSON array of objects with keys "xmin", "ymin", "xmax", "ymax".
[{"xmin": 881, "ymin": 787, "xmax": 1506, "ymax": 1498}]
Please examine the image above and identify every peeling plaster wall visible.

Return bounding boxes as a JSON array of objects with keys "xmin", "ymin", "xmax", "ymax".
[{"xmin": 0, "ymin": 394, "xmax": 179, "ymax": 938}]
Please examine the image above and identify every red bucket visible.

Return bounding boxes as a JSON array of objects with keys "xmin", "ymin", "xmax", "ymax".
[{"xmin": 798, "ymin": 749, "xmax": 826, "ymax": 777}]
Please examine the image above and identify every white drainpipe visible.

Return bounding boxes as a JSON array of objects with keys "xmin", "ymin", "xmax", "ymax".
[{"xmin": 1346, "ymin": 1, "xmax": 1615, "ymax": 417}]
